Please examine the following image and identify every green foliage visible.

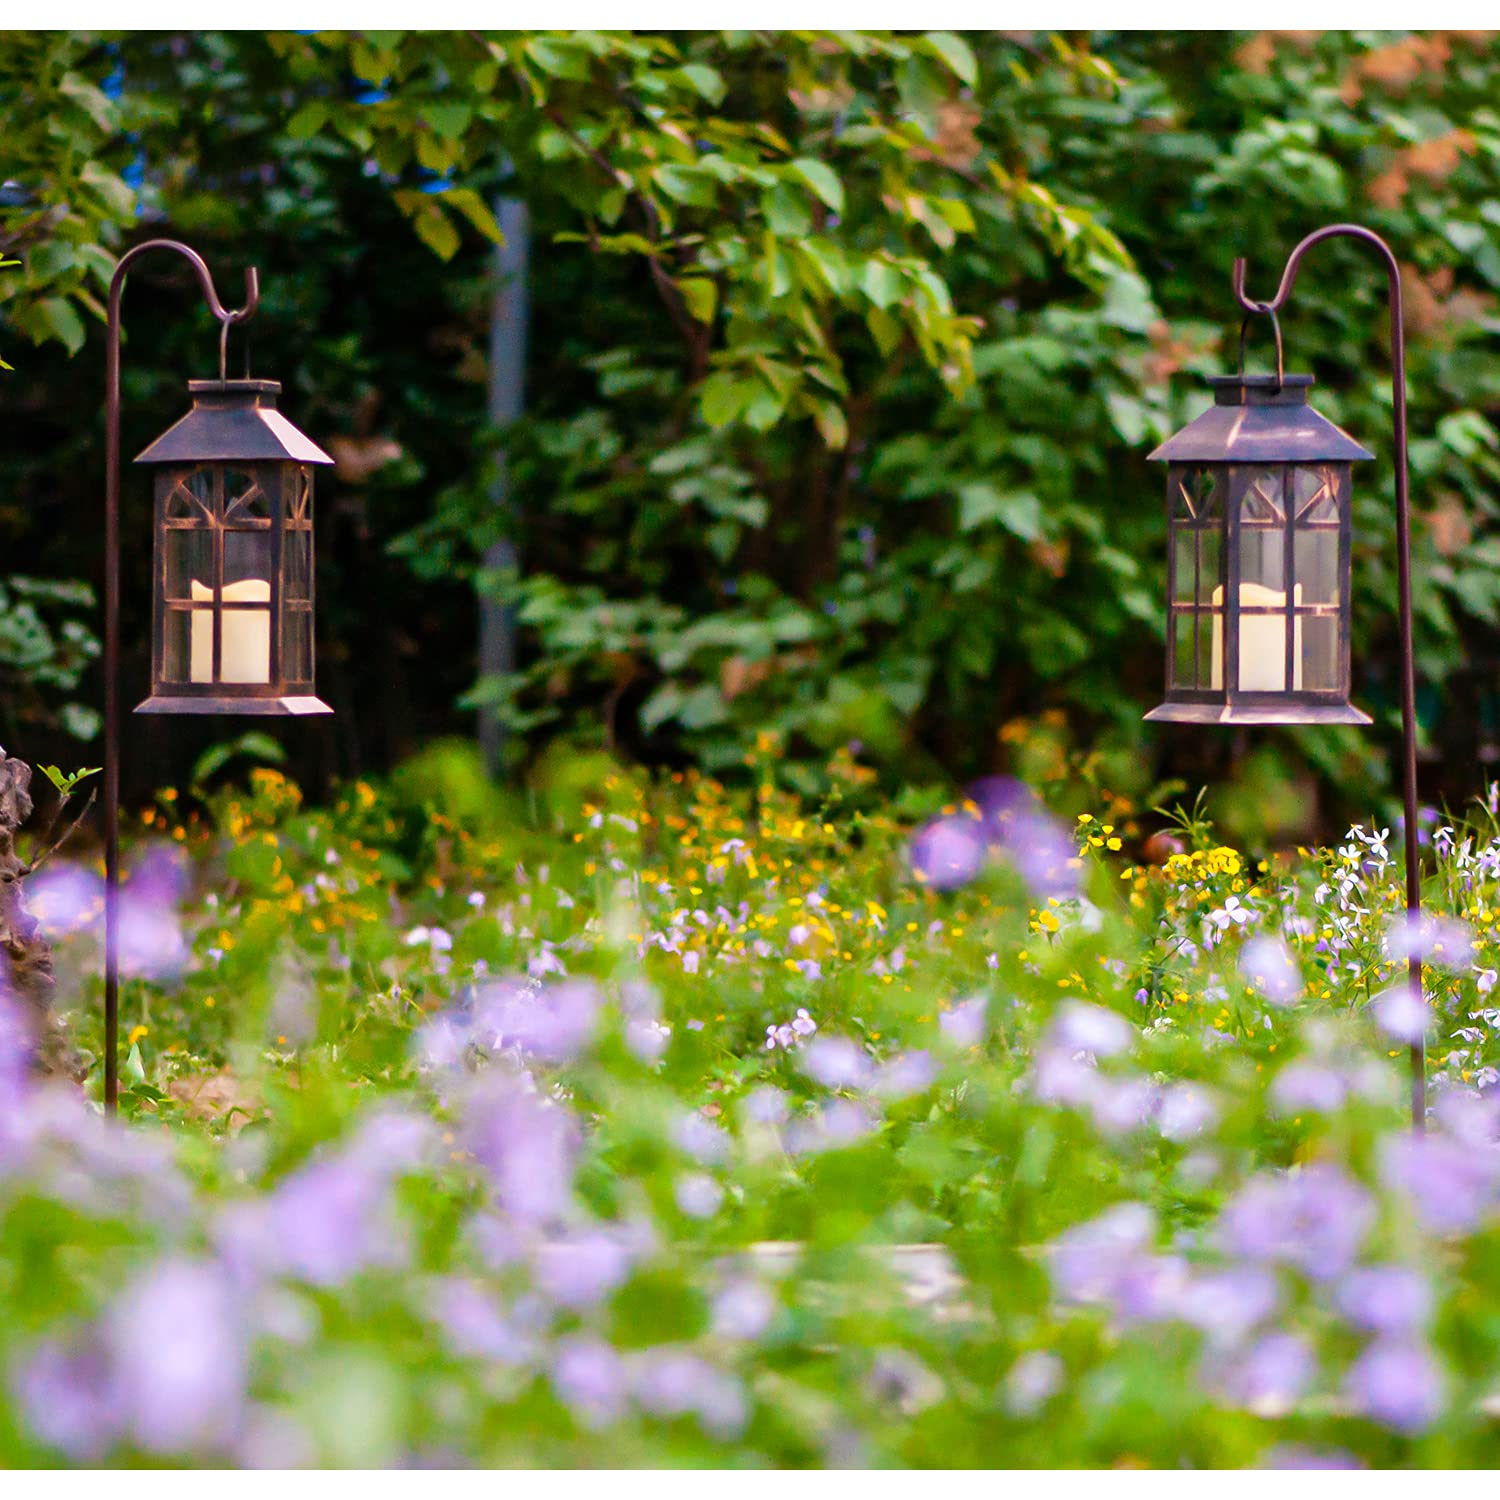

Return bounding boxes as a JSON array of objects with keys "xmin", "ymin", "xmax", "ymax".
[
  {"xmin": 36, "ymin": 762, "xmax": 99, "ymax": 797},
  {"xmin": 7, "ymin": 32, "xmax": 1500, "ymax": 808}
]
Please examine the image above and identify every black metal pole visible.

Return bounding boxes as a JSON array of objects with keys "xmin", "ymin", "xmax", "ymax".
[
  {"xmin": 102, "ymin": 239, "xmax": 256, "ymax": 1114},
  {"xmin": 1232, "ymin": 224, "xmax": 1423, "ymax": 1132}
]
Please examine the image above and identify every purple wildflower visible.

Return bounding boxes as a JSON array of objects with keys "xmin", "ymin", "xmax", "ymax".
[
  {"xmin": 1221, "ymin": 1331, "xmax": 1314, "ymax": 1415},
  {"xmin": 939, "ymin": 996, "xmax": 987, "ymax": 1049},
  {"xmin": 1156, "ymin": 1082, "xmax": 1219, "ymax": 1142},
  {"xmin": 711, "ymin": 1279, "xmax": 775, "ymax": 1341},
  {"xmin": 802, "ymin": 1035, "xmax": 874, "ymax": 1091},
  {"xmin": 674, "ymin": 1173, "xmax": 725, "ymax": 1220},
  {"xmin": 871, "ymin": 1050, "xmax": 936, "ymax": 1100},
  {"xmin": 909, "ymin": 816, "xmax": 986, "ymax": 891},
  {"xmin": 1345, "ymin": 1339, "xmax": 1445, "ymax": 1434},
  {"xmin": 12, "ymin": 1338, "xmax": 118, "ymax": 1461},
  {"xmin": 1240, "ymin": 935, "xmax": 1301, "ymax": 1005},
  {"xmin": 1372, "ymin": 983, "xmax": 1429, "ymax": 1044},
  {"xmin": 472, "ymin": 977, "xmax": 600, "ymax": 1063},
  {"xmin": 425, "ymin": 1276, "xmax": 536, "ymax": 1365},
  {"xmin": 107, "ymin": 1256, "xmax": 246, "ymax": 1455},
  {"xmin": 1335, "ymin": 1266, "xmax": 1431, "ymax": 1337},
  {"xmin": 1218, "ymin": 1165, "xmax": 1374, "ymax": 1281},
  {"xmin": 1003, "ymin": 1351, "xmax": 1064, "ymax": 1417},
  {"xmin": 461, "ymin": 1073, "xmax": 579, "ymax": 1225},
  {"xmin": 534, "ymin": 1228, "xmax": 639, "ymax": 1308},
  {"xmin": 551, "ymin": 1336, "xmax": 628, "ymax": 1428},
  {"xmin": 1381, "ymin": 1132, "xmax": 1499, "ymax": 1235},
  {"xmin": 1049, "ymin": 1000, "xmax": 1132, "ymax": 1058}
]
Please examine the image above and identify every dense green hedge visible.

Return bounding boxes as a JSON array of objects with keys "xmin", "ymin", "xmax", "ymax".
[{"xmin": 7, "ymin": 32, "xmax": 1500, "ymax": 829}]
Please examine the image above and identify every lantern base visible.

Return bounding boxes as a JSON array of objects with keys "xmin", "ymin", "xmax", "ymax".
[
  {"xmin": 134, "ymin": 694, "xmax": 333, "ymax": 717},
  {"xmin": 1145, "ymin": 699, "xmax": 1372, "ymax": 727}
]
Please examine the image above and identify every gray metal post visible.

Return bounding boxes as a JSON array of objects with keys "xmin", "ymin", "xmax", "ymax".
[{"xmin": 479, "ymin": 196, "xmax": 529, "ymax": 776}]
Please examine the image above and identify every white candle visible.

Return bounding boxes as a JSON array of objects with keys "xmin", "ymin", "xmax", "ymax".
[
  {"xmin": 190, "ymin": 579, "xmax": 271, "ymax": 684},
  {"xmin": 1211, "ymin": 582, "xmax": 1303, "ymax": 691}
]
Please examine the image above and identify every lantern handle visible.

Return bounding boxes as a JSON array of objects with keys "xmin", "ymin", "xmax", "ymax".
[
  {"xmin": 100, "ymin": 239, "xmax": 259, "ymax": 1116},
  {"xmin": 1234, "ymin": 223, "xmax": 1422, "ymax": 1132},
  {"xmin": 1235, "ymin": 306, "xmax": 1284, "ymax": 390}
]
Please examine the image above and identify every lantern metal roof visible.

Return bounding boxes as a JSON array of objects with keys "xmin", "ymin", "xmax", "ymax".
[
  {"xmin": 1149, "ymin": 374, "xmax": 1374, "ymax": 466},
  {"xmin": 134, "ymin": 379, "xmax": 334, "ymax": 467}
]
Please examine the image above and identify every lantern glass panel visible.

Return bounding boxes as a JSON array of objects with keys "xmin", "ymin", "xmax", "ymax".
[
  {"xmin": 284, "ymin": 610, "xmax": 312, "ymax": 682},
  {"xmin": 285, "ymin": 527, "xmax": 311, "ymax": 601},
  {"xmin": 1302, "ymin": 615, "xmax": 1340, "ymax": 691},
  {"xmin": 223, "ymin": 526, "xmax": 272, "ymax": 586},
  {"xmin": 164, "ymin": 528, "xmax": 212, "ymax": 601},
  {"xmin": 162, "ymin": 610, "xmax": 192, "ymax": 683}
]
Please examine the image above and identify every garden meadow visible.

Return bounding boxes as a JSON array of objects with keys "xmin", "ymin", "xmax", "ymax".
[{"xmin": 5, "ymin": 740, "xmax": 1500, "ymax": 1466}]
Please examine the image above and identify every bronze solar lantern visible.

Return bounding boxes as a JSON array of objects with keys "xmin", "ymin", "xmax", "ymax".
[
  {"xmin": 1145, "ymin": 363, "xmax": 1373, "ymax": 727},
  {"xmin": 134, "ymin": 378, "xmax": 333, "ymax": 715},
  {"xmin": 1146, "ymin": 223, "xmax": 1428, "ymax": 1131}
]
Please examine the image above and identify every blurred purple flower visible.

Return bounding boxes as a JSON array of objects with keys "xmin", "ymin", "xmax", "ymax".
[
  {"xmin": 12, "ymin": 1338, "xmax": 118, "ymax": 1461},
  {"xmin": 1372, "ymin": 983, "xmax": 1429, "ymax": 1044},
  {"xmin": 967, "ymin": 776, "xmax": 1037, "ymax": 842},
  {"xmin": 675, "ymin": 1173, "xmax": 725, "ymax": 1220},
  {"xmin": 742, "ymin": 1085, "xmax": 788, "ymax": 1125},
  {"xmin": 551, "ymin": 1336, "xmax": 627, "ymax": 1428},
  {"xmin": 425, "ymin": 1276, "xmax": 536, "ymax": 1364},
  {"xmin": 1240, "ymin": 935, "xmax": 1301, "ymax": 1005},
  {"xmin": 1381, "ymin": 1132, "xmax": 1499, "ymax": 1235},
  {"xmin": 1270, "ymin": 1061, "xmax": 1347, "ymax": 1115},
  {"xmin": 1156, "ymin": 1082, "xmax": 1219, "ymax": 1142},
  {"xmin": 1345, "ymin": 1339, "xmax": 1445, "ymax": 1434},
  {"xmin": 1089, "ymin": 1076, "xmax": 1157, "ymax": 1137},
  {"xmin": 0, "ymin": 988, "xmax": 34, "ymax": 1111},
  {"xmin": 1221, "ymin": 1332, "xmax": 1314, "ymax": 1414},
  {"xmin": 1219, "ymin": 1165, "xmax": 1374, "ymax": 1281},
  {"xmin": 118, "ymin": 845, "xmax": 189, "ymax": 980},
  {"xmin": 1176, "ymin": 1265, "xmax": 1279, "ymax": 1348},
  {"xmin": 802, "ymin": 1035, "xmax": 874, "ymax": 1091},
  {"xmin": 534, "ymin": 1228, "xmax": 638, "ymax": 1308},
  {"xmin": 909, "ymin": 816, "xmax": 986, "ymax": 892},
  {"xmin": 251, "ymin": 1154, "xmax": 401, "ymax": 1287},
  {"xmin": 939, "ymin": 996, "xmax": 987, "ymax": 1049},
  {"xmin": 473, "ymin": 978, "xmax": 600, "ymax": 1063},
  {"xmin": 871, "ymin": 1050, "xmax": 936, "ymax": 1100},
  {"xmin": 462, "ymin": 1073, "xmax": 579, "ymax": 1225},
  {"xmin": 1335, "ymin": 1265, "xmax": 1431, "ymax": 1337},
  {"xmin": 24, "ymin": 862, "xmax": 103, "ymax": 938},
  {"xmin": 108, "ymin": 1256, "xmax": 246, "ymax": 1454},
  {"xmin": 712, "ymin": 1278, "xmax": 775, "ymax": 1341},
  {"xmin": 787, "ymin": 1098, "xmax": 876, "ymax": 1155},
  {"xmin": 672, "ymin": 1111, "xmax": 731, "ymax": 1164},
  {"xmin": 415, "ymin": 1013, "xmax": 472, "ymax": 1071},
  {"xmin": 1003, "ymin": 810, "xmax": 1081, "ymax": 899},
  {"xmin": 1386, "ymin": 913, "xmax": 1473, "ymax": 969},
  {"xmin": 1003, "ymin": 1350, "xmax": 1064, "ymax": 1417},
  {"xmin": 625, "ymin": 1015, "xmax": 671, "ymax": 1063},
  {"xmin": 631, "ymin": 1350, "xmax": 747, "ymax": 1437},
  {"xmin": 1260, "ymin": 1445, "xmax": 1361, "ymax": 1470},
  {"xmin": 1049, "ymin": 1202, "xmax": 1156, "ymax": 1306},
  {"xmin": 1032, "ymin": 1047, "xmax": 1098, "ymax": 1110},
  {"xmin": 1050, "ymin": 1000, "xmax": 1132, "ymax": 1058}
]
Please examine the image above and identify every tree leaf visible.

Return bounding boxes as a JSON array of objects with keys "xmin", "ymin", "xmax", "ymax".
[{"xmin": 789, "ymin": 158, "xmax": 844, "ymax": 214}]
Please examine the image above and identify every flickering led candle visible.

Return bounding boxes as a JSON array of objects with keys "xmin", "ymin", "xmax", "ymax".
[
  {"xmin": 190, "ymin": 578, "xmax": 271, "ymax": 684},
  {"xmin": 1211, "ymin": 582, "xmax": 1303, "ymax": 692}
]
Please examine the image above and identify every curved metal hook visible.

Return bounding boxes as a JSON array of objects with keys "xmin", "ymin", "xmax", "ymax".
[
  {"xmin": 1232, "ymin": 222, "xmax": 1399, "ymax": 315},
  {"xmin": 108, "ymin": 238, "xmax": 259, "ymax": 378}
]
